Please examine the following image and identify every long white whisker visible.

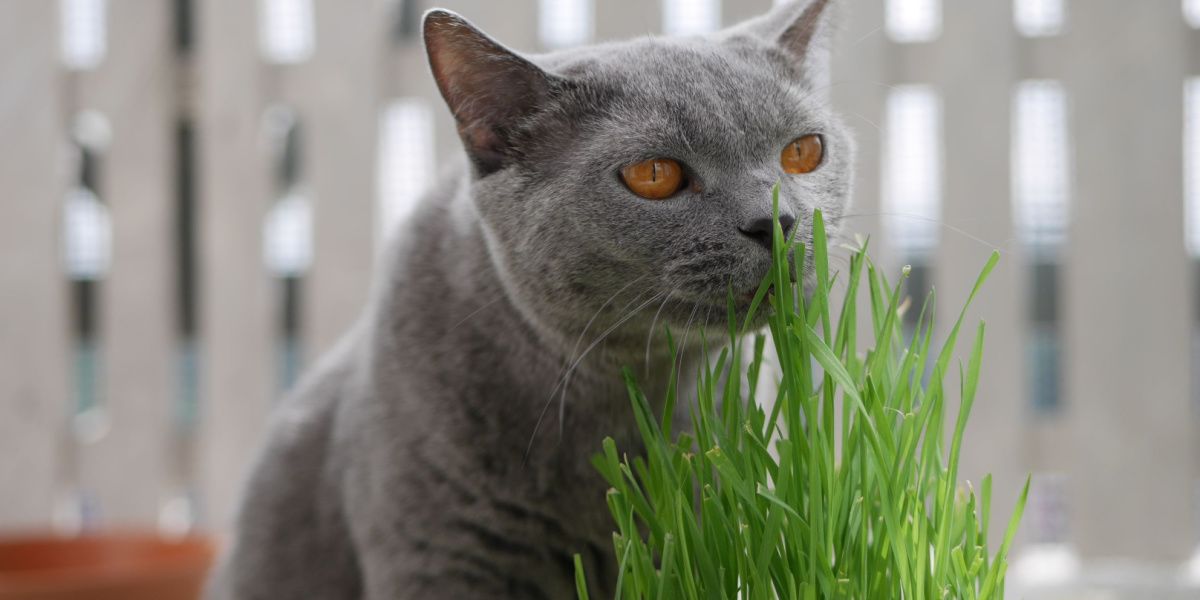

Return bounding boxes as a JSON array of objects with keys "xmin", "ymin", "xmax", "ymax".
[
  {"xmin": 447, "ymin": 296, "xmax": 504, "ymax": 334},
  {"xmin": 524, "ymin": 289, "xmax": 667, "ymax": 463},
  {"xmin": 556, "ymin": 287, "xmax": 658, "ymax": 434},
  {"xmin": 841, "ymin": 211, "xmax": 1012, "ymax": 254},
  {"xmin": 564, "ymin": 274, "xmax": 648, "ymax": 369},
  {"xmin": 671, "ymin": 300, "xmax": 703, "ymax": 397},
  {"xmin": 644, "ymin": 291, "xmax": 675, "ymax": 376}
]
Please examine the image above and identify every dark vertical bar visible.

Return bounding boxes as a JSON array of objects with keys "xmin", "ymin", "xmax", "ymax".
[
  {"xmin": 176, "ymin": 120, "xmax": 198, "ymax": 341},
  {"xmin": 175, "ymin": 119, "xmax": 200, "ymax": 429},
  {"xmin": 1029, "ymin": 260, "xmax": 1062, "ymax": 414},
  {"xmin": 280, "ymin": 275, "xmax": 303, "ymax": 390},
  {"xmin": 394, "ymin": 0, "xmax": 423, "ymax": 42},
  {"xmin": 175, "ymin": 0, "xmax": 194, "ymax": 55}
]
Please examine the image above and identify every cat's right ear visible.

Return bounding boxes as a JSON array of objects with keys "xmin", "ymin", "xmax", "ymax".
[
  {"xmin": 725, "ymin": 0, "xmax": 836, "ymax": 93},
  {"xmin": 424, "ymin": 10, "xmax": 557, "ymax": 175}
]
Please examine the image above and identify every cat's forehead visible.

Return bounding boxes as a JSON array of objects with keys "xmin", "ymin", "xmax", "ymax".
[
  {"xmin": 556, "ymin": 37, "xmax": 805, "ymax": 102},
  {"xmin": 542, "ymin": 37, "xmax": 828, "ymax": 162}
]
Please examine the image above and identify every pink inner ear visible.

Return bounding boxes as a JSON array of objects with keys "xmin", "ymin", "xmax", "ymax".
[
  {"xmin": 463, "ymin": 125, "xmax": 500, "ymax": 152},
  {"xmin": 424, "ymin": 10, "xmax": 555, "ymax": 172},
  {"xmin": 459, "ymin": 123, "xmax": 507, "ymax": 168},
  {"xmin": 780, "ymin": 0, "xmax": 831, "ymax": 63}
]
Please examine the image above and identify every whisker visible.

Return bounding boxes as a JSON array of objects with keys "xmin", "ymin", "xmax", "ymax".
[
  {"xmin": 847, "ymin": 110, "xmax": 882, "ymax": 134},
  {"xmin": 841, "ymin": 211, "xmax": 1014, "ymax": 254},
  {"xmin": 851, "ymin": 25, "xmax": 883, "ymax": 47},
  {"xmin": 524, "ymin": 289, "xmax": 668, "ymax": 464},
  {"xmin": 564, "ymin": 274, "xmax": 649, "ymax": 371},
  {"xmin": 546, "ymin": 275, "xmax": 651, "ymax": 428},
  {"xmin": 672, "ymin": 300, "xmax": 703, "ymax": 395},
  {"xmin": 447, "ymin": 296, "xmax": 504, "ymax": 334},
  {"xmin": 556, "ymin": 284, "xmax": 655, "ymax": 430},
  {"xmin": 644, "ymin": 291, "xmax": 675, "ymax": 376}
]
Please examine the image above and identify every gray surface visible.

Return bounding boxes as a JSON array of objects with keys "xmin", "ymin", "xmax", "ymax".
[
  {"xmin": 0, "ymin": 0, "xmax": 69, "ymax": 530},
  {"xmin": 1062, "ymin": 0, "xmax": 1193, "ymax": 560},
  {"xmin": 196, "ymin": 0, "xmax": 277, "ymax": 532},
  {"xmin": 301, "ymin": 0, "xmax": 384, "ymax": 359}
]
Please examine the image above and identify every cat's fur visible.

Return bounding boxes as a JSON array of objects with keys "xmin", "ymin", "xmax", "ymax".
[{"xmin": 207, "ymin": 1, "xmax": 853, "ymax": 598}]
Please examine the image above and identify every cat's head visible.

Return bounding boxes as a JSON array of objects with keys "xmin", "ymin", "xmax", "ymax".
[{"xmin": 424, "ymin": 0, "xmax": 853, "ymax": 343}]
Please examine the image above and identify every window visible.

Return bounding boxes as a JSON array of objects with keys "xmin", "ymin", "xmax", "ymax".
[
  {"xmin": 262, "ymin": 194, "xmax": 311, "ymax": 279},
  {"xmin": 1186, "ymin": 0, "xmax": 1200, "ymax": 29},
  {"xmin": 882, "ymin": 85, "xmax": 943, "ymax": 260},
  {"xmin": 259, "ymin": 0, "xmax": 314, "ymax": 64},
  {"xmin": 61, "ymin": 0, "xmax": 107, "ymax": 69},
  {"xmin": 885, "ymin": 0, "xmax": 941, "ymax": 43},
  {"xmin": 63, "ymin": 186, "xmax": 111, "ymax": 282},
  {"xmin": 663, "ymin": 0, "xmax": 721, "ymax": 36},
  {"xmin": 1013, "ymin": 80, "xmax": 1071, "ymax": 256},
  {"xmin": 1187, "ymin": 78, "xmax": 1200, "ymax": 257},
  {"xmin": 882, "ymin": 85, "xmax": 942, "ymax": 333},
  {"xmin": 1014, "ymin": 0, "xmax": 1065, "ymax": 37},
  {"xmin": 539, "ymin": 0, "xmax": 593, "ymax": 49},
  {"xmin": 1014, "ymin": 80, "xmax": 1070, "ymax": 414},
  {"xmin": 1186, "ymin": 78, "xmax": 1200, "ymax": 413},
  {"xmin": 377, "ymin": 99, "xmax": 435, "ymax": 248}
]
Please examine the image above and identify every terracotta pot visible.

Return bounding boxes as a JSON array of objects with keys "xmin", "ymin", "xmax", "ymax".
[{"xmin": 0, "ymin": 532, "xmax": 215, "ymax": 600}]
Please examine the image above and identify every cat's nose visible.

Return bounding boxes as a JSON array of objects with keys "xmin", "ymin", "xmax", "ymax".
[{"xmin": 739, "ymin": 214, "xmax": 795, "ymax": 251}]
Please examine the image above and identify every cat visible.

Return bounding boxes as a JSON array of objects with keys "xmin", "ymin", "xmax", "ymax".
[{"xmin": 206, "ymin": 0, "xmax": 853, "ymax": 598}]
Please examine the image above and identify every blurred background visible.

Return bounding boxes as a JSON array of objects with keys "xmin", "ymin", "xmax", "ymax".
[{"xmin": 1, "ymin": 0, "xmax": 1199, "ymax": 597}]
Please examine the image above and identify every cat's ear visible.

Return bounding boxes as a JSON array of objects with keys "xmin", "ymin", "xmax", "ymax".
[
  {"xmin": 731, "ymin": 0, "xmax": 836, "ymax": 91},
  {"xmin": 423, "ymin": 10, "xmax": 557, "ymax": 175}
]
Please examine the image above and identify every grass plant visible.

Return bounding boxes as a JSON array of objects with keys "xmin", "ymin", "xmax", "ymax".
[{"xmin": 577, "ymin": 189, "xmax": 1029, "ymax": 599}]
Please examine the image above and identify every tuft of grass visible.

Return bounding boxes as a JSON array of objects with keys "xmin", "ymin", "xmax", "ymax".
[{"xmin": 578, "ymin": 187, "xmax": 1029, "ymax": 599}]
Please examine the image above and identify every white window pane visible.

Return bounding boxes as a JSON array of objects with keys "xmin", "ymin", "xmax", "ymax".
[
  {"xmin": 378, "ymin": 99, "xmax": 434, "ymax": 248},
  {"xmin": 1186, "ymin": 78, "xmax": 1200, "ymax": 256},
  {"xmin": 61, "ymin": 0, "xmax": 106, "ymax": 70},
  {"xmin": 1186, "ymin": 0, "xmax": 1200, "ymax": 29},
  {"xmin": 63, "ymin": 187, "xmax": 111, "ymax": 280},
  {"xmin": 1013, "ymin": 80, "xmax": 1071, "ymax": 254},
  {"xmin": 259, "ymin": 0, "xmax": 314, "ymax": 64},
  {"xmin": 663, "ymin": 0, "xmax": 721, "ymax": 36},
  {"xmin": 263, "ymin": 190, "xmax": 313, "ymax": 276},
  {"xmin": 1015, "ymin": 0, "xmax": 1065, "ymax": 37},
  {"xmin": 886, "ymin": 0, "xmax": 941, "ymax": 43},
  {"xmin": 882, "ymin": 85, "xmax": 943, "ymax": 258},
  {"xmin": 540, "ymin": 0, "xmax": 593, "ymax": 49}
]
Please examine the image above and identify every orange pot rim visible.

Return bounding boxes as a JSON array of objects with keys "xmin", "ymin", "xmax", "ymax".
[{"xmin": 0, "ymin": 530, "xmax": 215, "ymax": 594}]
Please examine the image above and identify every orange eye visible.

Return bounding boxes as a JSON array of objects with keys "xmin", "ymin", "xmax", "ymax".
[
  {"xmin": 781, "ymin": 134, "xmax": 824, "ymax": 174},
  {"xmin": 620, "ymin": 158, "xmax": 685, "ymax": 200}
]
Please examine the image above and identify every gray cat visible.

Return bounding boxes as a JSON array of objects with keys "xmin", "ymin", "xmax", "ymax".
[{"xmin": 207, "ymin": 1, "xmax": 853, "ymax": 597}]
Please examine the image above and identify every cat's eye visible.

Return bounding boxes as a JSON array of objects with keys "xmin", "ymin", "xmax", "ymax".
[
  {"xmin": 781, "ymin": 135, "xmax": 824, "ymax": 174},
  {"xmin": 620, "ymin": 158, "xmax": 686, "ymax": 200}
]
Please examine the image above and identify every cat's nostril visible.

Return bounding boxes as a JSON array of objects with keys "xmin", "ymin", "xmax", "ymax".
[{"xmin": 739, "ymin": 214, "xmax": 796, "ymax": 250}]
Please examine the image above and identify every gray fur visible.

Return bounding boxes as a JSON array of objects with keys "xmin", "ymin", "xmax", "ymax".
[{"xmin": 207, "ymin": 1, "xmax": 853, "ymax": 598}]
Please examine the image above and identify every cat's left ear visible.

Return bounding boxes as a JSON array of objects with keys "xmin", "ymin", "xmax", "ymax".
[
  {"xmin": 424, "ymin": 10, "xmax": 559, "ymax": 175},
  {"xmin": 729, "ymin": 0, "xmax": 836, "ymax": 91}
]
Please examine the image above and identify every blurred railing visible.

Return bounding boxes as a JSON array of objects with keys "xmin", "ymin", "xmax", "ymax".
[{"xmin": 1, "ymin": 0, "xmax": 1199, "ymax": 595}]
